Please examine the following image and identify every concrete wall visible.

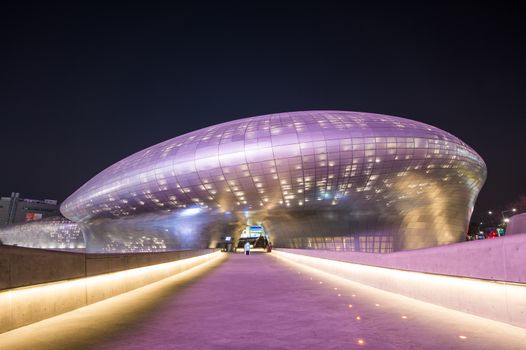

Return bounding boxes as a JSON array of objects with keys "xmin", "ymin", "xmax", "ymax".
[
  {"xmin": 274, "ymin": 235, "xmax": 526, "ymax": 328},
  {"xmin": 0, "ymin": 246, "xmax": 85, "ymax": 290},
  {"xmin": 0, "ymin": 246, "xmax": 221, "ymax": 334},
  {"xmin": 507, "ymin": 213, "xmax": 526, "ymax": 235},
  {"xmin": 278, "ymin": 233, "xmax": 526, "ymax": 283},
  {"xmin": 273, "ymin": 250, "xmax": 526, "ymax": 328},
  {"xmin": 0, "ymin": 245, "xmax": 216, "ymax": 290}
]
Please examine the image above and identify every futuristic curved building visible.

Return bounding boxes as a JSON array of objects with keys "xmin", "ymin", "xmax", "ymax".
[
  {"xmin": 61, "ymin": 111, "xmax": 486, "ymax": 253},
  {"xmin": 0, "ymin": 216, "xmax": 85, "ymax": 250}
]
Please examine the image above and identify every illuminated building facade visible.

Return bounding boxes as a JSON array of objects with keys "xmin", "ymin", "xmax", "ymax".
[
  {"xmin": 60, "ymin": 111, "xmax": 486, "ymax": 253},
  {"xmin": 0, "ymin": 216, "xmax": 85, "ymax": 250}
]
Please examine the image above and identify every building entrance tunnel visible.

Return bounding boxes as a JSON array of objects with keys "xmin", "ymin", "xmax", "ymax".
[{"xmin": 218, "ymin": 223, "xmax": 272, "ymax": 253}]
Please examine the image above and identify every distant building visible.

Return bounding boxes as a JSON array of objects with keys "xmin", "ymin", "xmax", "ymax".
[{"xmin": 0, "ymin": 192, "xmax": 60, "ymax": 227}]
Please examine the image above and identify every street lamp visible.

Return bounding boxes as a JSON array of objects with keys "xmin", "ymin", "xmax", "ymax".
[
  {"xmin": 477, "ymin": 210, "xmax": 496, "ymax": 239},
  {"xmin": 483, "ymin": 210, "xmax": 494, "ymax": 224},
  {"xmin": 501, "ymin": 208, "xmax": 517, "ymax": 222},
  {"xmin": 477, "ymin": 211, "xmax": 492, "ymax": 239}
]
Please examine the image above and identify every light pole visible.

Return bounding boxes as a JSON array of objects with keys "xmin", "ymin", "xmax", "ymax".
[
  {"xmin": 501, "ymin": 208, "xmax": 517, "ymax": 227},
  {"xmin": 476, "ymin": 210, "xmax": 493, "ymax": 239},
  {"xmin": 501, "ymin": 208, "xmax": 517, "ymax": 220},
  {"xmin": 485, "ymin": 210, "xmax": 494, "ymax": 225}
]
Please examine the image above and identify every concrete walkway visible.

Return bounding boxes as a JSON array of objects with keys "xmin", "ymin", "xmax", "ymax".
[{"xmin": 1, "ymin": 252, "xmax": 525, "ymax": 349}]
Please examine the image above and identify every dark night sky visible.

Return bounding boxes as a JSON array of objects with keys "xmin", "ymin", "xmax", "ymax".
[{"xmin": 1, "ymin": 2, "xmax": 525, "ymax": 220}]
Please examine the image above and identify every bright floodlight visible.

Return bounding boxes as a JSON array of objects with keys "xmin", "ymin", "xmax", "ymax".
[{"xmin": 179, "ymin": 207, "xmax": 202, "ymax": 217}]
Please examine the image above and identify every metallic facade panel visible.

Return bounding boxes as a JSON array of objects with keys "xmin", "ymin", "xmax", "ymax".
[
  {"xmin": 60, "ymin": 111, "xmax": 486, "ymax": 253},
  {"xmin": 0, "ymin": 217, "xmax": 85, "ymax": 250}
]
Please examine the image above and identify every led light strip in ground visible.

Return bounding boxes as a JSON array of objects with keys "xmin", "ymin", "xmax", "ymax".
[{"xmin": 272, "ymin": 250, "xmax": 526, "ymax": 328}]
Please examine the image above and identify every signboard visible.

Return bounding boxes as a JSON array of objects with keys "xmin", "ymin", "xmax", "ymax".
[{"xmin": 25, "ymin": 212, "xmax": 43, "ymax": 222}]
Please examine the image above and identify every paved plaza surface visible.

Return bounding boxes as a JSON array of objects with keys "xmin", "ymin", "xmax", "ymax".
[{"xmin": 1, "ymin": 251, "xmax": 525, "ymax": 349}]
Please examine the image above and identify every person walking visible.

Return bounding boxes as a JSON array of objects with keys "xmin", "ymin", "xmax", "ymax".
[{"xmin": 244, "ymin": 241, "xmax": 251, "ymax": 255}]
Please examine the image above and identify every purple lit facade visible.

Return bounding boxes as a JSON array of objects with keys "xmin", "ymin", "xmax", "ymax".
[
  {"xmin": 61, "ymin": 111, "xmax": 486, "ymax": 253},
  {"xmin": 0, "ymin": 217, "xmax": 85, "ymax": 250}
]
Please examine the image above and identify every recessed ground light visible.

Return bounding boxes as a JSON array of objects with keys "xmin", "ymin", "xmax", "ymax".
[{"xmin": 459, "ymin": 335, "xmax": 467, "ymax": 340}]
